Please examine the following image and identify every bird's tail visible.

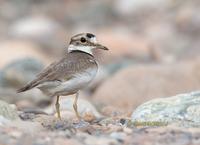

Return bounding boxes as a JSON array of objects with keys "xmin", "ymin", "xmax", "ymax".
[{"xmin": 17, "ymin": 81, "xmax": 38, "ymax": 93}]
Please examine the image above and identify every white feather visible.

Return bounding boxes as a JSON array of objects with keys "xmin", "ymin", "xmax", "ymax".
[
  {"xmin": 68, "ymin": 45, "xmax": 94, "ymax": 55},
  {"xmin": 90, "ymin": 37, "xmax": 97, "ymax": 43}
]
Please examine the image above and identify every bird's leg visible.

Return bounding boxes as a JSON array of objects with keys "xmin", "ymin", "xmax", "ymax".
[
  {"xmin": 55, "ymin": 95, "xmax": 61, "ymax": 120},
  {"xmin": 73, "ymin": 92, "xmax": 81, "ymax": 120}
]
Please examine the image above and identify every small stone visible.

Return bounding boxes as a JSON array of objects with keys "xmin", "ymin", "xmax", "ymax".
[
  {"xmin": 119, "ymin": 118, "xmax": 126, "ymax": 125},
  {"xmin": 82, "ymin": 111, "xmax": 96, "ymax": 122},
  {"xmin": 19, "ymin": 109, "xmax": 48, "ymax": 121},
  {"xmin": 110, "ymin": 132, "xmax": 127, "ymax": 143}
]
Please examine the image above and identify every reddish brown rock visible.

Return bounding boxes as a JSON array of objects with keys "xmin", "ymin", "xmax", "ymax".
[
  {"xmin": 96, "ymin": 30, "xmax": 152, "ymax": 63},
  {"xmin": 92, "ymin": 60, "xmax": 200, "ymax": 111},
  {"xmin": 0, "ymin": 40, "xmax": 51, "ymax": 68}
]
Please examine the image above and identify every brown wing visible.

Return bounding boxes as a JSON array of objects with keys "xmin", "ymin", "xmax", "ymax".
[
  {"xmin": 17, "ymin": 52, "xmax": 97, "ymax": 92},
  {"xmin": 38, "ymin": 52, "xmax": 96, "ymax": 82}
]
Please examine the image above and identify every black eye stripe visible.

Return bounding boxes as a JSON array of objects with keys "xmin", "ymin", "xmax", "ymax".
[{"xmin": 86, "ymin": 33, "xmax": 95, "ymax": 38}]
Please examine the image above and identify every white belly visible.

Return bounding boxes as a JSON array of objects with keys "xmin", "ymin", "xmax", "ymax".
[{"xmin": 37, "ymin": 68, "xmax": 97, "ymax": 96}]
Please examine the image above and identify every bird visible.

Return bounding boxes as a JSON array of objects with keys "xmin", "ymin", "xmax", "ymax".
[{"xmin": 17, "ymin": 33, "xmax": 108, "ymax": 120}]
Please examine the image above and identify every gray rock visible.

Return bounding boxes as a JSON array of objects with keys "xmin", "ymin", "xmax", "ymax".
[
  {"xmin": 0, "ymin": 58, "xmax": 50, "ymax": 106},
  {"xmin": 0, "ymin": 100, "xmax": 19, "ymax": 121},
  {"xmin": 131, "ymin": 91, "xmax": 200, "ymax": 127},
  {"xmin": 0, "ymin": 58, "xmax": 43, "ymax": 88},
  {"xmin": 9, "ymin": 17, "xmax": 59, "ymax": 40},
  {"xmin": 9, "ymin": 16, "xmax": 65, "ymax": 56},
  {"xmin": 0, "ymin": 88, "xmax": 50, "ymax": 108}
]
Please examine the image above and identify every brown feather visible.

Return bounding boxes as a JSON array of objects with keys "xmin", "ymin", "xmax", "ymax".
[{"xmin": 17, "ymin": 51, "xmax": 97, "ymax": 93}]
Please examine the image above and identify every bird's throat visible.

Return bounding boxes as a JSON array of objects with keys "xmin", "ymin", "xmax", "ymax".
[{"xmin": 68, "ymin": 45, "xmax": 93, "ymax": 55}]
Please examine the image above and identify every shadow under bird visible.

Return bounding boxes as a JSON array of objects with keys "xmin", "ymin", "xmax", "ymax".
[{"xmin": 17, "ymin": 33, "xmax": 108, "ymax": 120}]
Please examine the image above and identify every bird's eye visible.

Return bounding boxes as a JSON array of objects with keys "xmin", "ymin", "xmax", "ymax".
[{"xmin": 80, "ymin": 37, "xmax": 86, "ymax": 43}]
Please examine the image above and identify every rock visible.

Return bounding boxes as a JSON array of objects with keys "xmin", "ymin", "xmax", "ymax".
[
  {"xmin": 0, "ymin": 100, "xmax": 19, "ymax": 122},
  {"xmin": 0, "ymin": 40, "xmax": 50, "ymax": 68},
  {"xmin": 0, "ymin": 88, "xmax": 50, "ymax": 108},
  {"xmin": 97, "ymin": 30, "xmax": 152, "ymax": 63},
  {"xmin": 9, "ymin": 16, "xmax": 65, "ymax": 56},
  {"xmin": 0, "ymin": 58, "xmax": 50, "ymax": 106},
  {"xmin": 110, "ymin": 132, "xmax": 127, "ymax": 143},
  {"xmin": 115, "ymin": 0, "xmax": 169, "ymax": 15},
  {"xmin": 9, "ymin": 16, "xmax": 59, "ymax": 40},
  {"xmin": 19, "ymin": 108, "xmax": 48, "ymax": 121},
  {"xmin": 131, "ymin": 91, "xmax": 200, "ymax": 127},
  {"xmin": 0, "ymin": 58, "xmax": 43, "ymax": 88},
  {"xmin": 92, "ymin": 61, "xmax": 200, "ymax": 111}
]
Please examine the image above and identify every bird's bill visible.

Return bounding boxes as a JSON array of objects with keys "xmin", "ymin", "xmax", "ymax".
[{"xmin": 95, "ymin": 43, "xmax": 109, "ymax": 50}]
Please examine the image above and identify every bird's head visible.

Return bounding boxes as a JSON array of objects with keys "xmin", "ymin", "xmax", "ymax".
[{"xmin": 68, "ymin": 33, "xmax": 108, "ymax": 55}]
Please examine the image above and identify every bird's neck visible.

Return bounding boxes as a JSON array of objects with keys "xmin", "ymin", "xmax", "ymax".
[{"xmin": 68, "ymin": 45, "xmax": 93, "ymax": 55}]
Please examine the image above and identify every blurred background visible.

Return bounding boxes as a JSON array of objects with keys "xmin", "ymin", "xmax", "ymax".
[{"xmin": 0, "ymin": 0, "xmax": 200, "ymax": 115}]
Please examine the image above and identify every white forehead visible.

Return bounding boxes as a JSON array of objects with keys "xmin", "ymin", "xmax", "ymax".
[{"xmin": 90, "ymin": 37, "xmax": 97, "ymax": 43}]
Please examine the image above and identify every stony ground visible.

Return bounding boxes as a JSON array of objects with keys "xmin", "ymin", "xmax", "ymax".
[
  {"xmin": 1, "ymin": 116, "xmax": 200, "ymax": 145},
  {"xmin": 1, "ymin": 114, "xmax": 200, "ymax": 145},
  {"xmin": 1, "ymin": 0, "xmax": 200, "ymax": 145},
  {"xmin": 1, "ymin": 91, "xmax": 200, "ymax": 145}
]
